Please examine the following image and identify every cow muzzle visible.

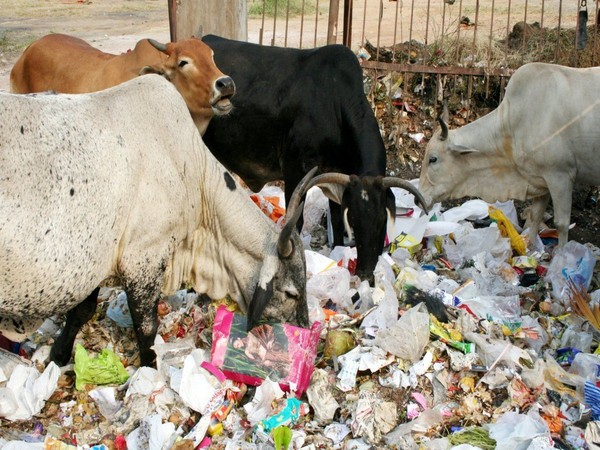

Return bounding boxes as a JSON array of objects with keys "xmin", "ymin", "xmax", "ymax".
[{"xmin": 211, "ymin": 76, "xmax": 236, "ymax": 115}]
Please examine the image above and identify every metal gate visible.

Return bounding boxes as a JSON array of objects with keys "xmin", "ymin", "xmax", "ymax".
[{"xmin": 249, "ymin": 0, "xmax": 600, "ymax": 78}]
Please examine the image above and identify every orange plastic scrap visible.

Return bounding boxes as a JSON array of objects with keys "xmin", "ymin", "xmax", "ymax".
[
  {"xmin": 541, "ymin": 411, "xmax": 566, "ymax": 434},
  {"xmin": 250, "ymin": 194, "xmax": 286, "ymax": 223}
]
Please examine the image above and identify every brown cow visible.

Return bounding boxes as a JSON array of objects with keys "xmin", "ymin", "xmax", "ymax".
[{"xmin": 10, "ymin": 33, "xmax": 235, "ymax": 133}]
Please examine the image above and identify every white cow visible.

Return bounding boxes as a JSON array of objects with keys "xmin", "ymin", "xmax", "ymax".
[
  {"xmin": 419, "ymin": 62, "xmax": 600, "ymax": 246},
  {"xmin": 0, "ymin": 75, "xmax": 312, "ymax": 367}
]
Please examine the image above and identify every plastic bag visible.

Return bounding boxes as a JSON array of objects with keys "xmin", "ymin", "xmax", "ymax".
[
  {"xmin": 546, "ymin": 240, "xmax": 596, "ymax": 302},
  {"xmin": 373, "ymin": 302, "xmax": 430, "ymax": 362},
  {"xmin": 74, "ymin": 344, "xmax": 129, "ymax": 391},
  {"xmin": 488, "ymin": 206, "xmax": 526, "ymax": 256},
  {"xmin": 487, "ymin": 411, "xmax": 551, "ymax": 450}
]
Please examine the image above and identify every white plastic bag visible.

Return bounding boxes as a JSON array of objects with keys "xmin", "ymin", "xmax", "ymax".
[
  {"xmin": 546, "ymin": 240, "xmax": 596, "ymax": 302},
  {"xmin": 373, "ymin": 302, "xmax": 430, "ymax": 362}
]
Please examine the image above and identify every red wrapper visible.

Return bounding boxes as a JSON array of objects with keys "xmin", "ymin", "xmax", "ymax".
[{"xmin": 210, "ymin": 305, "xmax": 322, "ymax": 396}]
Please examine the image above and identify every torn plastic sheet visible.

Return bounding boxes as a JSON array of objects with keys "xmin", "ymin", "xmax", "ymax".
[
  {"xmin": 243, "ymin": 377, "xmax": 285, "ymax": 425},
  {"xmin": 89, "ymin": 386, "xmax": 123, "ymax": 420},
  {"xmin": 126, "ymin": 413, "xmax": 179, "ymax": 450},
  {"xmin": 372, "ymin": 302, "xmax": 430, "ymax": 362},
  {"xmin": 0, "ymin": 361, "xmax": 59, "ymax": 421},
  {"xmin": 487, "ymin": 411, "xmax": 552, "ymax": 450},
  {"xmin": 324, "ymin": 423, "xmax": 352, "ymax": 445}
]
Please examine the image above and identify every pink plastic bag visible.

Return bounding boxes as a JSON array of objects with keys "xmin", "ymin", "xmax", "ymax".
[{"xmin": 210, "ymin": 306, "xmax": 322, "ymax": 396}]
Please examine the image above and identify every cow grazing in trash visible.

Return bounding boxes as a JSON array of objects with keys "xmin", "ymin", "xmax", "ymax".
[
  {"xmin": 10, "ymin": 33, "xmax": 235, "ymax": 134},
  {"xmin": 419, "ymin": 62, "xmax": 600, "ymax": 247},
  {"xmin": 0, "ymin": 75, "xmax": 314, "ymax": 367},
  {"xmin": 201, "ymin": 34, "xmax": 427, "ymax": 283}
]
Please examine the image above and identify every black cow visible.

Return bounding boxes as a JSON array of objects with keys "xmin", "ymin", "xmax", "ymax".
[{"xmin": 201, "ymin": 34, "xmax": 425, "ymax": 283}]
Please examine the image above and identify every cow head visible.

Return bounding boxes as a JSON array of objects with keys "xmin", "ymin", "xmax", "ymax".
[
  {"xmin": 419, "ymin": 108, "xmax": 479, "ymax": 207},
  {"xmin": 140, "ymin": 37, "xmax": 236, "ymax": 132},
  {"xmin": 284, "ymin": 171, "xmax": 427, "ymax": 285},
  {"xmin": 246, "ymin": 167, "xmax": 319, "ymax": 331}
]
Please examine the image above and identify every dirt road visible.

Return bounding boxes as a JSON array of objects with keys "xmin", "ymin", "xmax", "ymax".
[{"xmin": 0, "ymin": 0, "xmax": 171, "ymax": 91}]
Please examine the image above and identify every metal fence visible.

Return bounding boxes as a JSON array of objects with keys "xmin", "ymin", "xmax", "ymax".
[{"xmin": 248, "ymin": 0, "xmax": 600, "ymax": 78}]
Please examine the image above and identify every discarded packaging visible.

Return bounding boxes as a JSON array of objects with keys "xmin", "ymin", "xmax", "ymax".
[{"xmin": 210, "ymin": 306, "xmax": 322, "ymax": 395}]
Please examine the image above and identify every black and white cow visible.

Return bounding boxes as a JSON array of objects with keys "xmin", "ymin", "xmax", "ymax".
[
  {"xmin": 0, "ymin": 75, "xmax": 317, "ymax": 367},
  {"xmin": 201, "ymin": 34, "xmax": 426, "ymax": 283}
]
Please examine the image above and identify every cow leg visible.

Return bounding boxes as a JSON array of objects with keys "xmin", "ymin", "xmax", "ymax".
[
  {"xmin": 524, "ymin": 194, "xmax": 550, "ymax": 246},
  {"xmin": 123, "ymin": 282, "xmax": 160, "ymax": 367},
  {"xmin": 49, "ymin": 287, "xmax": 100, "ymax": 366},
  {"xmin": 547, "ymin": 178, "xmax": 573, "ymax": 246},
  {"xmin": 329, "ymin": 200, "xmax": 345, "ymax": 247}
]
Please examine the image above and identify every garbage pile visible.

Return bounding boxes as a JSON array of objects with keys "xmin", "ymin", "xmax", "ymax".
[{"xmin": 1, "ymin": 185, "xmax": 600, "ymax": 450}]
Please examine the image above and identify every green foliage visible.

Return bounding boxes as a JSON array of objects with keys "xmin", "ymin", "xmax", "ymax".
[{"xmin": 248, "ymin": 0, "xmax": 316, "ymax": 18}]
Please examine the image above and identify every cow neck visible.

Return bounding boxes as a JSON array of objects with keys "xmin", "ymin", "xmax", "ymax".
[
  {"xmin": 450, "ymin": 108, "xmax": 532, "ymax": 202},
  {"xmin": 190, "ymin": 155, "xmax": 278, "ymax": 311}
]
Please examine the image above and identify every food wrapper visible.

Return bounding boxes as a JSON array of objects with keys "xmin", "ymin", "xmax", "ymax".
[
  {"xmin": 388, "ymin": 232, "xmax": 421, "ymax": 256},
  {"xmin": 257, "ymin": 397, "xmax": 309, "ymax": 433},
  {"xmin": 429, "ymin": 315, "xmax": 475, "ymax": 354},
  {"xmin": 210, "ymin": 306, "xmax": 322, "ymax": 396}
]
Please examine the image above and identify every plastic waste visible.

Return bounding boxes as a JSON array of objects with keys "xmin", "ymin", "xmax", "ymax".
[
  {"xmin": 74, "ymin": 344, "xmax": 129, "ymax": 391},
  {"xmin": 546, "ymin": 240, "xmax": 596, "ymax": 302},
  {"xmin": 106, "ymin": 291, "xmax": 133, "ymax": 328},
  {"xmin": 306, "ymin": 369, "xmax": 340, "ymax": 424},
  {"xmin": 487, "ymin": 411, "xmax": 552, "ymax": 450},
  {"xmin": 0, "ymin": 362, "xmax": 60, "ymax": 421},
  {"xmin": 372, "ymin": 302, "xmax": 430, "ymax": 362},
  {"xmin": 126, "ymin": 413, "xmax": 178, "ymax": 450}
]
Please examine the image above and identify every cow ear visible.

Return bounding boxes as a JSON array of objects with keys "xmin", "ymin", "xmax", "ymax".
[
  {"xmin": 386, "ymin": 188, "xmax": 396, "ymax": 228},
  {"xmin": 139, "ymin": 65, "xmax": 165, "ymax": 76},
  {"xmin": 448, "ymin": 143, "xmax": 477, "ymax": 154},
  {"xmin": 247, "ymin": 279, "xmax": 274, "ymax": 331},
  {"xmin": 342, "ymin": 205, "xmax": 354, "ymax": 243}
]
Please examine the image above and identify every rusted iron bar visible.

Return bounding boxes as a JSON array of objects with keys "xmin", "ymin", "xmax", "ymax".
[
  {"xmin": 361, "ymin": 60, "xmax": 515, "ymax": 78},
  {"xmin": 168, "ymin": 0, "xmax": 177, "ymax": 42},
  {"xmin": 344, "ymin": 0, "xmax": 354, "ymax": 47},
  {"xmin": 284, "ymin": 0, "xmax": 291, "ymax": 47},
  {"xmin": 327, "ymin": 0, "xmax": 340, "ymax": 44},
  {"xmin": 300, "ymin": 0, "xmax": 306, "ymax": 48}
]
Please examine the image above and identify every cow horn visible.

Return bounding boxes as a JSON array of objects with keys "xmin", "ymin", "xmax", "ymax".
[
  {"xmin": 382, "ymin": 178, "xmax": 429, "ymax": 213},
  {"xmin": 437, "ymin": 114, "xmax": 449, "ymax": 141},
  {"xmin": 147, "ymin": 38, "xmax": 168, "ymax": 54},
  {"xmin": 277, "ymin": 166, "xmax": 319, "ymax": 258},
  {"xmin": 278, "ymin": 169, "xmax": 354, "ymax": 257}
]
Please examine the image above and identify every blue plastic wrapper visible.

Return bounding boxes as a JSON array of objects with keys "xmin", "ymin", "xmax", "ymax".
[
  {"xmin": 106, "ymin": 291, "xmax": 133, "ymax": 328},
  {"xmin": 584, "ymin": 381, "xmax": 600, "ymax": 420},
  {"xmin": 556, "ymin": 347, "xmax": 582, "ymax": 366}
]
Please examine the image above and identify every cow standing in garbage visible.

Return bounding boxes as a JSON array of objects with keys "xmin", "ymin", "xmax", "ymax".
[
  {"xmin": 419, "ymin": 62, "xmax": 600, "ymax": 247},
  {"xmin": 0, "ymin": 76, "xmax": 314, "ymax": 367},
  {"xmin": 201, "ymin": 34, "xmax": 427, "ymax": 284}
]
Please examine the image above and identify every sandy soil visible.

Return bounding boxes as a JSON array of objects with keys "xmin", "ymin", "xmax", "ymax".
[{"xmin": 0, "ymin": 0, "xmax": 171, "ymax": 91}]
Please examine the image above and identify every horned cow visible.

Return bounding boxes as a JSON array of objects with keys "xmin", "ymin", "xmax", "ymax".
[
  {"xmin": 0, "ymin": 75, "xmax": 313, "ymax": 367},
  {"xmin": 9, "ymin": 33, "xmax": 235, "ymax": 133},
  {"xmin": 419, "ymin": 62, "xmax": 600, "ymax": 247},
  {"xmin": 201, "ymin": 34, "xmax": 427, "ymax": 284}
]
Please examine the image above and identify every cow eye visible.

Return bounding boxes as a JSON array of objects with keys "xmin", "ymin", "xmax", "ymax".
[
  {"xmin": 429, "ymin": 156, "xmax": 438, "ymax": 164},
  {"xmin": 178, "ymin": 60, "xmax": 188, "ymax": 68}
]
